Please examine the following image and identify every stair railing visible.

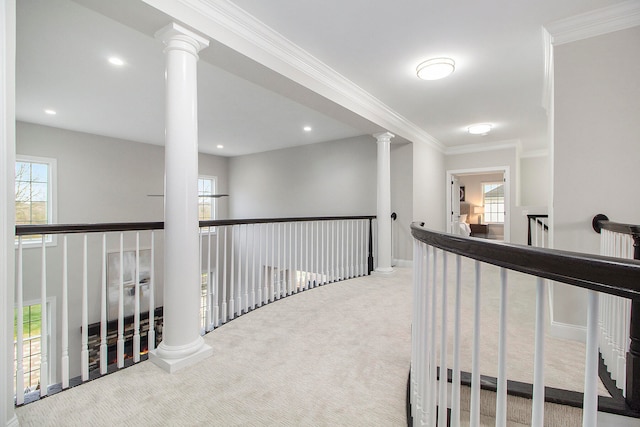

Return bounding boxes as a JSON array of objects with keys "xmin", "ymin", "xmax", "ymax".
[
  {"xmin": 410, "ymin": 222, "xmax": 640, "ymax": 426},
  {"xmin": 527, "ymin": 214, "xmax": 549, "ymax": 248},
  {"xmin": 13, "ymin": 215, "xmax": 375, "ymax": 406},
  {"xmin": 592, "ymin": 214, "xmax": 640, "ymax": 409}
]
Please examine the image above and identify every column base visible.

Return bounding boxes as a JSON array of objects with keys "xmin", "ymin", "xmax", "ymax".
[
  {"xmin": 149, "ymin": 338, "xmax": 213, "ymax": 374},
  {"xmin": 374, "ymin": 267, "xmax": 395, "ymax": 276}
]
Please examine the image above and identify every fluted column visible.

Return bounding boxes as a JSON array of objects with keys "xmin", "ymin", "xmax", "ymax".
[
  {"xmin": 374, "ymin": 132, "xmax": 394, "ymax": 274},
  {"xmin": 150, "ymin": 22, "xmax": 212, "ymax": 373}
]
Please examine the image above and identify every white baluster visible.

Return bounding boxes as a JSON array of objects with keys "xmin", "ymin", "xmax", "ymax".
[
  {"xmin": 61, "ymin": 235, "xmax": 69, "ymax": 388},
  {"xmin": 222, "ymin": 226, "xmax": 228, "ymax": 323},
  {"xmin": 531, "ymin": 277, "xmax": 546, "ymax": 427},
  {"xmin": 288, "ymin": 222, "xmax": 293, "ymax": 295},
  {"xmin": 470, "ymin": 260, "xmax": 481, "ymax": 426},
  {"xmin": 260, "ymin": 223, "xmax": 266, "ymax": 304},
  {"xmin": 16, "ymin": 237, "xmax": 25, "ymax": 405},
  {"xmin": 305, "ymin": 222, "xmax": 309, "ymax": 290},
  {"xmin": 133, "ymin": 232, "xmax": 141, "ymax": 362},
  {"xmin": 245, "ymin": 224, "xmax": 250, "ymax": 308},
  {"xmin": 438, "ymin": 252, "xmax": 448, "ymax": 427},
  {"xmin": 213, "ymin": 228, "xmax": 220, "ymax": 326},
  {"xmin": 229, "ymin": 225, "xmax": 235, "ymax": 320},
  {"xmin": 583, "ymin": 290, "xmax": 600, "ymax": 427},
  {"xmin": 40, "ymin": 235, "xmax": 48, "ymax": 397},
  {"xmin": 277, "ymin": 223, "xmax": 282, "ymax": 298},
  {"xmin": 117, "ymin": 233, "xmax": 124, "ymax": 369},
  {"xmin": 199, "ymin": 227, "xmax": 203, "ymax": 331},
  {"xmin": 251, "ymin": 224, "xmax": 257, "ymax": 308},
  {"xmin": 207, "ymin": 226, "xmax": 212, "ymax": 331},
  {"xmin": 148, "ymin": 231, "xmax": 156, "ymax": 351},
  {"xmin": 429, "ymin": 248, "xmax": 438, "ymax": 427},
  {"xmin": 293, "ymin": 222, "xmax": 298, "ymax": 293},
  {"xmin": 419, "ymin": 244, "xmax": 430, "ymax": 425},
  {"xmin": 316, "ymin": 221, "xmax": 320, "ymax": 285},
  {"xmin": 100, "ymin": 233, "xmax": 108, "ymax": 372},
  {"xmin": 271, "ymin": 223, "xmax": 276, "ymax": 299},
  {"xmin": 451, "ymin": 255, "xmax": 462, "ymax": 427},
  {"xmin": 237, "ymin": 225, "xmax": 243, "ymax": 314},
  {"xmin": 496, "ymin": 268, "xmax": 508, "ymax": 427}
]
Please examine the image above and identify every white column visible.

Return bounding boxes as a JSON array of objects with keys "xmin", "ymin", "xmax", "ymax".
[
  {"xmin": 1, "ymin": 0, "xmax": 18, "ymax": 425},
  {"xmin": 374, "ymin": 132, "xmax": 394, "ymax": 274},
  {"xmin": 150, "ymin": 22, "xmax": 212, "ymax": 373}
]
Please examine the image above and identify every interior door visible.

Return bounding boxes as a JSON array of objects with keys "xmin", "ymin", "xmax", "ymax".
[{"xmin": 451, "ymin": 177, "xmax": 461, "ymax": 234}]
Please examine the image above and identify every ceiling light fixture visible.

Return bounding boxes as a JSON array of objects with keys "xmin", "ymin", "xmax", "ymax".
[
  {"xmin": 216, "ymin": 144, "xmax": 224, "ymax": 149},
  {"xmin": 44, "ymin": 109, "xmax": 57, "ymax": 115},
  {"xmin": 108, "ymin": 57, "xmax": 125, "ymax": 66},
  {"xmin": 416, "ymin": 57, "xmax": 455, "ymax": 80},
  {"xmin": 303, "ymin": 126, "xmax": 312, "ymax": 132},
  {"xmin": 467, "ymin": 123, "xmax": 492, "ymax": 135}
]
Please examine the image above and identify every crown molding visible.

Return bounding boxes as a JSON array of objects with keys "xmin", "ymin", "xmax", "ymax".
[
  {"xmin": 170, "ymin": 0, "xmax": 445, "ymax": 152},
  {"xmin": 444, "ymin": 139, "xmax": 521, "ymax": 156},
  {"xmin": 546, "ymin": 0, "xmax": 640, "ymax": 46},
  {"xmin": 520, "ymin": 148, "xmax": 549, "ymax": 159}
]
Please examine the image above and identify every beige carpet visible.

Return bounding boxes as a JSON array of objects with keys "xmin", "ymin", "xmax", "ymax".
[
  {"xmin": 16, "ymin": 269, "xmax": 414, "ymax": 427},
  {"xmin": 16, "ymin": 264, "xmax": 605, "ymax": 426}
]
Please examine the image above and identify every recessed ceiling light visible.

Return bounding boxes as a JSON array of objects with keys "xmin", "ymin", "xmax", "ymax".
[
  {"xmin": 467, "ymin": 123, "xmax": 492, "ymax": 135},
  {"xmin": 44, "ymin": 109, "xmax": 57, "ymax": 115},
  {"xmin": 416, "ymin": 58, "xmax": 455, "ymax": 80},
  {"xmin": 216, "ymin": 144, "xmax": 224, "ymax": 149},
  {"xmin": 303, "ymin": 126, "xmax": 312, "ymax": 132},
  {"xmin": 108, "ymin": 57, "xmax": 125, "ymax": 66}
]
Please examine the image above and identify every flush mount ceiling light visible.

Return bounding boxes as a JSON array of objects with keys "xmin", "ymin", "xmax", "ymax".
[
  {"xmin": 467, "ymin": 123, "xmax": 493, "ymax": 135},
  {"xmin": 303, "ymin": 126, "xmax": 312, "ymax": 132},
  {"xmin": 416, "ymin": 57, "xmax": 455, "ymax": 80},
  {"xmin": 216, "ymin": 144, "xmax": 224, "ymax": 149},
  {"xmin": 108, "ymin": 56, "xmax": 125, "ymax": 66},
  {"xmin": 44, "ymin": 109, "xmax": 57, "ymax": 115}
]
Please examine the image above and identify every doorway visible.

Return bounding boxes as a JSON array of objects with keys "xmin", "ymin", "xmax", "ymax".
[{"xmin": 446, "ymin": 166, "xmax": 511, "ymax": 242}]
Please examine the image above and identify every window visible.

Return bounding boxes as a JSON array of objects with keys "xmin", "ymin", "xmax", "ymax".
[
  {"xmin": 15, "ymin": 156, "xmax": 56, "ymax": 244},
  {"xmin": 198, "ymin": 176, "xmax": 217, "ymax": 221},
  {"xmin": 482, "ymin": 182, "xmax": 505, "ymax": 223},
  {"xmin": 14, "ymin": 300, "xmax": 54, "ymax": 395}
]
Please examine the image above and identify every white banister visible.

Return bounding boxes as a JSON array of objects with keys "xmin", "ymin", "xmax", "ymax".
[
  {"xmin": 206, "ymin": 227, "xmax": 212, "ymax": 331},
  {"xmin": 117, "ymin": 233, "xmax": 124, "ymax": 369},
  {"xmin": 252, "ymin": 224, "xmax": 258, "ymax": 307},
  {"xmin": 81, "ymin": 234, "xmax": 89, "ymax": 380},
  {"xmin": 229, "ymin": 225, "xmax": 235, "ymax": 320},
  {"xmin": 149, "ymin": 231, "xmax": 156, "ymax": 351},
  {"xmin": 437, "ymin": 252, "xmax": 448, "ymax": 427},
  {"xmin": 496, "ymin": 268, "xmax": 508, "ymax": 427},
  {"xmin": 100, "ymin": 233, "xmax": 108, "ymax": 373},
  {"xmin": 16, "ymin": 237, "xmax": 24, "ymax": 405},
  {"xmin": 61, "ymin": 235, "xmax": 69, "ymax": 389},
  {"xmin": 470, "ymin": 260, "xmax": 481, "ymax": 426},
  {"xmin": 531, "ymin": 277, "xmax": 546, "ymax": 427},
  {"xmin": 40, "ymin": 236, "xmax": 48, "ymax": 397},
  {"xmin": 451, "ymin": 255, "xmax": 462, "ymax": 427},
  {"xmin": 133, "ymin": 232, "xmax": 141, "ymax": 363},
  {"xmin": 428, "ymin": 248, "xmax": 437, "ymax": 427},
  {"xmin": 583, "ymin": 290, "xmax": 600, "ymax": 427}
]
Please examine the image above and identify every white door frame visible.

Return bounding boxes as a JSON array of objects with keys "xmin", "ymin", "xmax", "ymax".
[{"xmin": 446, "ymin": 166, "xmax": 511, "ymax": 242}]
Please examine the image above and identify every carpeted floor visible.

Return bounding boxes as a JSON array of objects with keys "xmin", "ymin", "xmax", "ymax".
[
  {"xmin": 15, "ymin": 265, "xmax": 605, "ymax": 426},
  {"xmin": 16, "ymin": 269, "xmax": 414, "ymax": 426}
]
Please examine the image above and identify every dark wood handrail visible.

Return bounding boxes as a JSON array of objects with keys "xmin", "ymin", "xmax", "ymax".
[
  {"xmin": 15, "ymin": 215, "xmax": 377, "ymax": 236},
  {"xmin": 411, "ymin": 222, "xmax": 640, "ymax": 299},
  {"xmin": 593, "ymin": 214, "xmax": 640, "ymax": 237}
]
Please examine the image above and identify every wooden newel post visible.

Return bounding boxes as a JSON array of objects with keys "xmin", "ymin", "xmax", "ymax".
[
  {"xmin": 367, "ymin": 218, "xmax": 374, "ymax": 275},
  {"xmin": 626, "ymin": 231, "xmax": 640, "ymax": 410}
]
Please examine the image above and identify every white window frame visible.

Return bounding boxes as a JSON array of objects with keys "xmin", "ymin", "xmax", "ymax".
[
  {"xmin": 15, "ymin": 155, "xmax": 57, "ymax": 247},
  {"xmin": 14, "ymin": 297, "xmax": 56, "ymax": 396},
  {"xmin": 198, "ymin": 175, "xmax": 217, "ymax": 234},
  {"xmin": 482, "ymin": 181, "xmax": 505, "ymax": 224}
]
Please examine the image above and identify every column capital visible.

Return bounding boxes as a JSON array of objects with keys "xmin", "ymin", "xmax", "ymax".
[
  {"xmin": 155, "ymin": 22, "xmax": 209, "ymax": 57},
  {"xmin": 373, "ymin": 132, "xmax": 395, "ymax": 143}
]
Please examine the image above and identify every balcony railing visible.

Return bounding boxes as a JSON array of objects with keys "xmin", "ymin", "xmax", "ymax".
[
  {"xmin": 13, "ymin": 215, "xmax": 375, "ymax": 405},
  {"xmin": 409, "ymin": 220, "xmax": 640, "ymax": 426}
]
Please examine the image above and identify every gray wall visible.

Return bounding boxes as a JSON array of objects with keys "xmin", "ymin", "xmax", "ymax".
[
  {"xmin": 16, "ymin": 121, "xmax": 229, "ymax": 380},
  {"xmin": 228, "ymin": 135, "xmax": 377, "ymax": 218},
  {"xmin": 390, "ymin": 142, "xmax": 413, "ymax": 263},
  {"xmin": 413, "ymin": 141, "xmax": 446, "ymax": 232},
  {"xmin": 552, "ymin": 26, "xmax": 640, "ymax": 327}
]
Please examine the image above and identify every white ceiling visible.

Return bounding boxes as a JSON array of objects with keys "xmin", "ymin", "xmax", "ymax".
[{"xmin": 16, "ymin": 0, "xmax": 630, "ymax": 157}]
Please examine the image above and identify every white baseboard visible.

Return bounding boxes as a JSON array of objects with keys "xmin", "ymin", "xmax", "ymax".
[
  {"xmin": 393, "ymin": 259, "xmax": 413, "ymax": 268},
  {"xmin": 549, "ymin": 320, "xmax": 586, "ymax": 343}
]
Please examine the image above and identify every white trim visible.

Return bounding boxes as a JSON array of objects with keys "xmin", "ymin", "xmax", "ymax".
[
  {"xmin": 444, "ymin": 139, "xmax": 521, "ymax": 156},
  {"xmin": 393, "ymin": 259, "xmax": 413, "ymax": 268},
  {"xmin": 143, "ymin": 0, "xmax": 445, "ymax": 152},
  {"xmin": 1, "ymin": 0, "xmax": 16, "ymax": 423},
  {"xmin": 15, "ymin": 154, "xmax": 58, "ymax": 247},
  {"xmin": 549, "ymin": 320, "xmax": 587, "ymax": 343},
  {"xmin": 520, "ymin": 149, "xmax": 549, "ymax": 159},
  {"xmin": 446, "ymin": 166, "xmax": 511, "ymax": 243},
  {"xmin": 546, "ymin": 0, "xmax": 640, "ymax": 46}
]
